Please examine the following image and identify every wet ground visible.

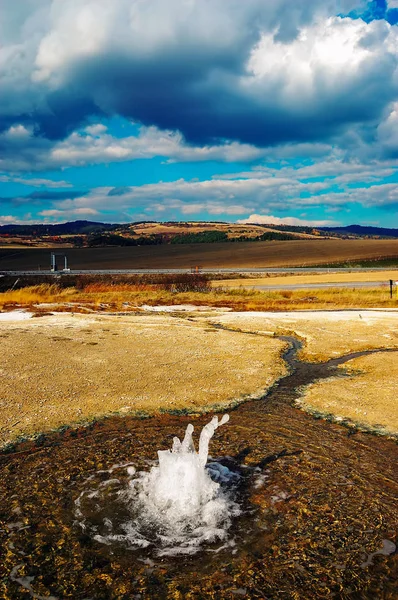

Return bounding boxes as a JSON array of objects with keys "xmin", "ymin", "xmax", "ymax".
[{"xmin": 0, "ymin": 337, "xmax": 397, "ymax": 599}]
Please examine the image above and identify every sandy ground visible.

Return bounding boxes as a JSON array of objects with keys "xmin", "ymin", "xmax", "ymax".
[
  {"xmin": 0, "ymin": 312, "xmax": 286, "ymax": 445},
  {"xmin": 209, "ymin": 310, "xmax": 398, "ymax": 361},
  {"xmin": 216, "ymin": 271, "xmax": 398, "ymax": 288},
  {"xmin": 1, "ymin": 308, "xmax": 398, "ymax": 445},
  {"xmin": 299, "ymin": 353, "xmax": 398, "ymax": 434}
]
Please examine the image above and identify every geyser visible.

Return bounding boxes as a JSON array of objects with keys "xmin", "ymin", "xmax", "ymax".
[{"xmin": 75, "ymin": 415, "xmax": 240, "ymax": 556}]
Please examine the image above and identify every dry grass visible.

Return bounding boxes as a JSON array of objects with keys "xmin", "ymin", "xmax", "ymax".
[
  {"xmin": 208, "ymin": 310, "xmax": 398, "ymax": 434},
  {"xmin": 1, "ymin": 282, "xmax": 398, "ymax": 313},
  {"xmin": 82, "ymin": 282, "xmax": 158, "ymax": 293},
  {"xmin": 0, "ymin": 284, "xmax": 78, "ymax": 308}
]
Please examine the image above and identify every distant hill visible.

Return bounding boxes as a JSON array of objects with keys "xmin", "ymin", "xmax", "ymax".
[
  {"xmin": 0, "ymin": 220, "xmax": 309, "ymax": 244},
  {"xmin": 248, "ymin": 223, "xmax": 398, "ymax": 238},
  {"xmin": 0, "ymin": 220, "xmax": 116, "ymax": 236},
  {"xmin": 1, "ymin": 220, "xmax": 398, "ymax": 247},
  {"xmin": 318, "ymin": 224, "xmax": 398, "ymax": 238}
]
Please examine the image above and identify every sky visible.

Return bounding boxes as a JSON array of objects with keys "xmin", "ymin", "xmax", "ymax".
[{"xmin": 1, "ymin": 0, "xmax": 398, "ymax": 227}]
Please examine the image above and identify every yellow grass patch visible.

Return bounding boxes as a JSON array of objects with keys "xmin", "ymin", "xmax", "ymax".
[
  {"xmin": 1, "ymin": 306, "xmax": 398, "ymax": 444},
  {"xmin": 0, "ymin": 284, "xmax": 78, "ymax": 307},
  {"xmin": 127, "ymin": 221, "xmax": 318, "ymax": 239},
  {"xmin": 0, "ymin": 313, "xmax": 286, "ymax": 445},
  {"xmin": 299, "ymin": 353, "xmax": 398, "ymax": 434}
]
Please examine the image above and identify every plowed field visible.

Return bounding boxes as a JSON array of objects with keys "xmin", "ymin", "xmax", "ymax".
[{"xmin": 1, "ymin": 238, "xmax": 398, "ymax": 270}]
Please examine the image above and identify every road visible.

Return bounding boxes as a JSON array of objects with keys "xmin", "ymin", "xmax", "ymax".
[
  {"xmin": 0, "ymin": 267, "xmax": 397, "ymax": 275},
  {"xmin": 252, "ymin": 281, "xmax": 391, "ymax": 291}
]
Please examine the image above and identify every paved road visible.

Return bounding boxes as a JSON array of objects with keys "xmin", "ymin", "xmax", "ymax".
[
  {"xmin": 251, "ymin": 281, "xmax": 391, "ymax": 291},
  {"xmin": 1, "ymin": 267, "xmax": 397, "ymax": 275}
]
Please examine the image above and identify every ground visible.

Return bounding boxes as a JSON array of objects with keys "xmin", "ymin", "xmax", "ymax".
[
  {"xmin": 1, "ymin": 306, "xmax": 398, "ymax": 599},
  {"xmin": 1, "ymin": 307, "xmax": 398, "ymax": 446},
  {"xmin": 0, "ymin": 311, "xmax": 286, "ymax": 445},
  {"xmin": 209, "ymin": 309, "xmax": 398, "ymax": 361},
  {"xmin": 208, "ymin": 309, "xmax": 398, "ymax": 435},
  {"xmin": 299, "ymin": 353, "xmax": 398, "ymax": 434}
]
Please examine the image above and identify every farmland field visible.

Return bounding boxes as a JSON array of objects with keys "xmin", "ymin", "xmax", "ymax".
[{"xmin": 1, "ymin": 238, "xmax": 398, "ymax": 270}]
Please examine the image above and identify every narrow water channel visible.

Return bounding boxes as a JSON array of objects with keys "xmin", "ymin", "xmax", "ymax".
[{"xmin": 250, "ymin": 334, "xmax": 398, "ymax": 413}]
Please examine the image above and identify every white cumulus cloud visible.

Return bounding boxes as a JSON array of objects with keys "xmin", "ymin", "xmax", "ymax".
[{"xmin": 237, "ymin": 214, "xmax": 339, "ymax": 226}]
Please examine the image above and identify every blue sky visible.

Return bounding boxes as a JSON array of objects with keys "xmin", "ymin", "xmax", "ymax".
[{"xmin": 1, "ymin": 0, "xmax": 398, "ymax": 227}]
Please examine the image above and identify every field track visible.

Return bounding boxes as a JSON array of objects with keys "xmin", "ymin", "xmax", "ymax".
[{"xmin": 1, "ymin": 239, "xmax": 398, "ymax": 270}]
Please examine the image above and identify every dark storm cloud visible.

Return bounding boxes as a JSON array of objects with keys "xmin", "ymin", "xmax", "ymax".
[
  {"xmin": 107, "ymin": 187, "xmax": 133, "ymax": 196},
  {"xmin": 1, "ymin": 0, "xmax": 397, "ymax": 158},
  {"xmin": 35, "ymin": 92, "xmax": 102, "ymax": 140},
  {"xmin": 69, "ymin": 53, "xmax": 306, "ymax": 146},
  {"xmin": 0, "ymin": 190, "xmax": 85, "ymax": 207},
  {"xmin": 72, "ymin": 19, "xmax": 396, "ymax": 148},
  {"xmin": 0, "ymin": 95, "xmax": 101, "ymax": 141},
  {"xmin": 27, "ymin": 190, "xmax": 85, "ymax": 200}
]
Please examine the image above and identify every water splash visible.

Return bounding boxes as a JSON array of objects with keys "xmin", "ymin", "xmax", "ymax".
[{"xmin": 74, "ymin": 415, "xmax": 240, "ymax": 556}]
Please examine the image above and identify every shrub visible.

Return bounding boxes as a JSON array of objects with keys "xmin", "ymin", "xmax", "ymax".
[
  {"xmin": 170, "ymin": 231, "xmax": 228, "ymax": 244},
  {"xmin": 160, "ymin": 273, "xmax": 211, "ymax": 292}
]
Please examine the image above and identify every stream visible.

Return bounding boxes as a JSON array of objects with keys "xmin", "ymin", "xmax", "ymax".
[{"xmin": 252, "ymin": 333, "xmax": 398, "ymax": 414}]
